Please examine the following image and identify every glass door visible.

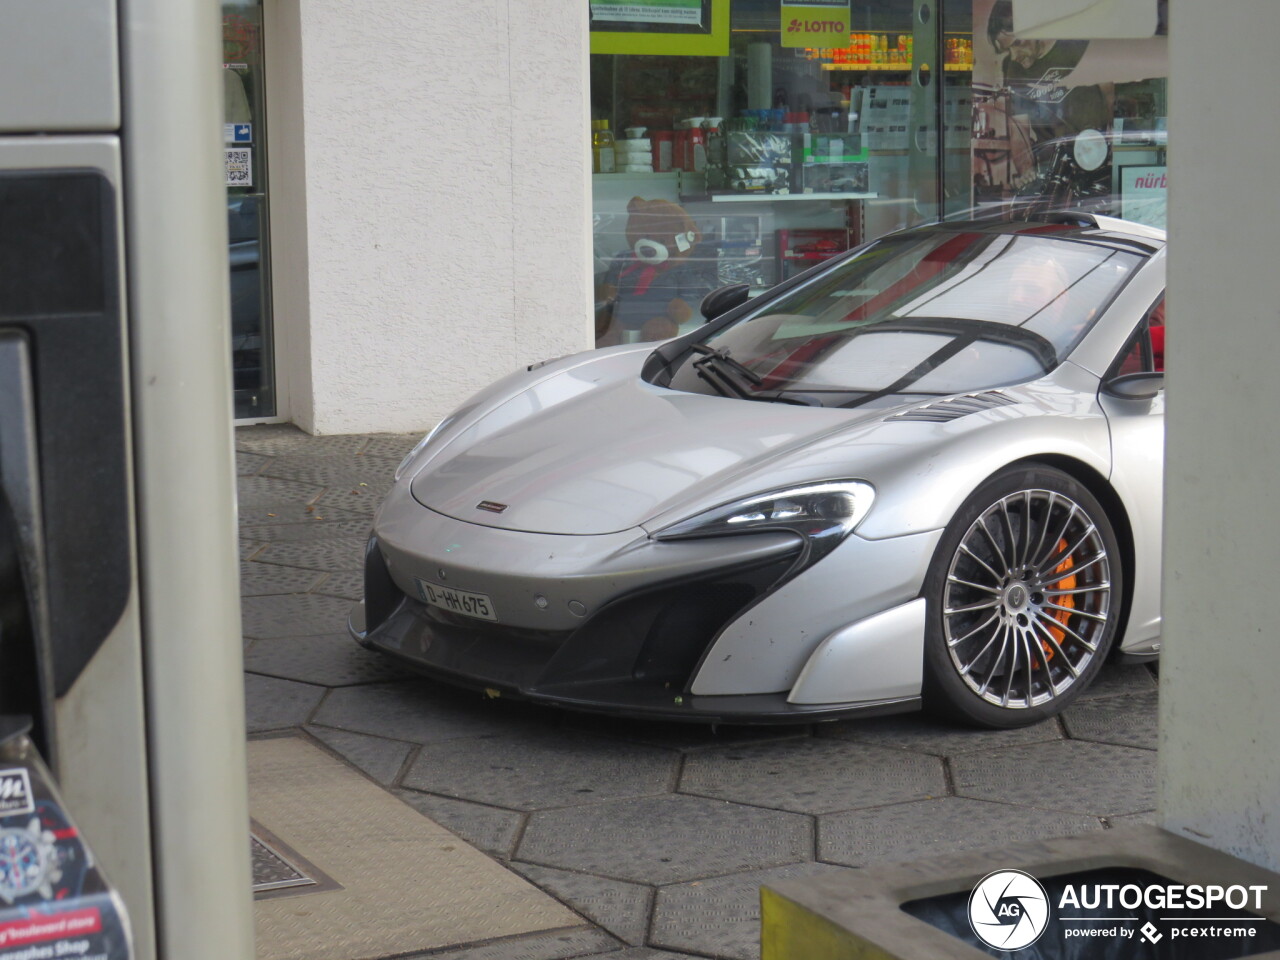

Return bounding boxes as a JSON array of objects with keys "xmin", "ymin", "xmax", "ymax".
[{"xmin": 223, "ymin": 1, "xmax": 275, "ymax": 418}]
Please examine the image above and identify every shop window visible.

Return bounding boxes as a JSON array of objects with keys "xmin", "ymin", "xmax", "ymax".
[
  {"xmin": 970, "ymin": 0, "xmax": 1167, "ymax": 227},
  {"xmin": 588, "ymin": 0, "xmax": 964, "ymax": 349},
  {"xmin": 589, "ymin": 1, "xmax": 1167, "ymax": 350},
  {"xmin": 224, "ymin": 0, "xmax": 274, "ymax": 419}
]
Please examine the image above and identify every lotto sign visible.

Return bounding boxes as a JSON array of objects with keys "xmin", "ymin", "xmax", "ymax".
[
  {"xmin": 781, "ymin": 0, "xmax": 849, "ymax": 47},
  {"xmin": 225, "ymin": 148, "xmax": 252, "ymax": 188}
]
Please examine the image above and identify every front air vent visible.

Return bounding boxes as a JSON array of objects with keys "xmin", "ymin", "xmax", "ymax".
[{"xmin": 888, "ymin": 391, "xmax": 1017, "ymax": 423}]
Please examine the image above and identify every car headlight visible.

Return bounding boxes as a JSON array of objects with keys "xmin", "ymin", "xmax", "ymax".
[{"xmin": 651, "ymin": 480, "xmax": 875, "ymax": 566}]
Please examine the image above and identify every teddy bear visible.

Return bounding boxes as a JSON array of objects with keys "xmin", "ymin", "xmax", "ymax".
[{"xmin": 595, "ymin": 197, "xmax": 711, "ymax": 346}]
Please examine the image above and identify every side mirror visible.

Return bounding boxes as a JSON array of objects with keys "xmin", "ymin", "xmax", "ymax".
[
  {"xmin": 700, "ymin": 283, "xmax": 750, "ymax": 322},
  {"xmin": 1103, "ymin": 371, "xmax": 1164, "ymax": 400}
]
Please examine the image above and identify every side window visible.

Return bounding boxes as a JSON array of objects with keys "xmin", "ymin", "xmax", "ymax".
[{"xmin": 1112, "ymin": 296, "xmax": 1166, "ymax": 377}]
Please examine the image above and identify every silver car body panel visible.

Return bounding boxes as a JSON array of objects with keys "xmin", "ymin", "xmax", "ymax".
[
  {"xmin": 689, "ymin": 528, "xmax": 937, "ymax": 696},
  {"xmin": 787, "ymin": 598, "xmax": 927, "ymax": 704}
]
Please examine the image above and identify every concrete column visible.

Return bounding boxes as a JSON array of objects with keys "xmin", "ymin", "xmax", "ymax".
[
  {"xmin": 1160, "ymin": 0, "xmax": 1280, "ymax": 870},
  {"xmin": 267, "ymin": 0, "xmax": 593, "ymax": 434}
]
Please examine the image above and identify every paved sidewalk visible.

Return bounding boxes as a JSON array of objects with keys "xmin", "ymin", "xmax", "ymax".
[{"xmin": 237, "ymin": 423, "xmax": 1160, "ymax": 960}]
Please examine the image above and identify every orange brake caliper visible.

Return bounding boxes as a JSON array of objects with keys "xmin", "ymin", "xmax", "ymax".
[{"xmin": 1042, "ymin": 538, "xmax": 1076, "ymax": 660}]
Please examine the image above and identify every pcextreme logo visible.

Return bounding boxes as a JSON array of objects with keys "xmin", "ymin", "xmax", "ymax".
[{"xmin": 969, "ymin": 869, "xmax": 1050, "ymax": 951}]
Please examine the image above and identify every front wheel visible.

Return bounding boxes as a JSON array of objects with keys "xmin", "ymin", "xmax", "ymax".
[{"xmin": 922, "ymin": 465, "xmax": 1123, "ymax": 728}]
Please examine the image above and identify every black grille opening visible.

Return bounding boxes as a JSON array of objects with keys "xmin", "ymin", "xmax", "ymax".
[
  {"xmin": 634, "ymin": 583, "xmax": 757, "ymax": 683},
  {"xmin": 362, "ymin": 536, "xmax": 400, "ymax": 633},
  {"xmin": 538, "ymin": 549, "xmax": 801, "ymax": 693}
]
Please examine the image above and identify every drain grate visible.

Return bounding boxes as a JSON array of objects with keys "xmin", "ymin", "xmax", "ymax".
[{"xmin": 250, "ymin": 820, "xmax": 342, "ymax": 900}]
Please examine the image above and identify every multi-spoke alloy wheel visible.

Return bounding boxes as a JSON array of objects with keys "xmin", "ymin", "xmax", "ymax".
[{"xmin": 923, "ymin": 466, "xmax": 1122, "ymax": 728}]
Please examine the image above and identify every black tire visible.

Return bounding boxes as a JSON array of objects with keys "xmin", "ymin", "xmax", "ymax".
[{"xmin": 922, "ymin": 464, "xmax": 1123, "ymax": 729}]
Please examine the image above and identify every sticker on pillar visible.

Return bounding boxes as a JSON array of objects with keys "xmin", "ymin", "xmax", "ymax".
[
  {"xmin": 225, "ymin": 148, "xmax": 253, "ymax": 188},
  {"xmin": 0, "ymin": 771, "xmax": 32, "ymax": 817},
  {"xmin": 1120, "ymin": 165, "xmax": 1166, "ymax": 230},
  {"xmin": 224, "ymin": 123, "xmax": 252, "ymax": 144},
  {"xmin": 0, "ymin": 750, "xmax": 133, "ymax": 959},
  {"xmin": 781, "ymin": 0, "xmax": 849, "ymax": 48}
]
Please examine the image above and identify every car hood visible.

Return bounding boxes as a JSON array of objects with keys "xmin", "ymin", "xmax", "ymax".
[{"xmin": 410, "ymin": 370, "xmax": 878, "ymax": 535}]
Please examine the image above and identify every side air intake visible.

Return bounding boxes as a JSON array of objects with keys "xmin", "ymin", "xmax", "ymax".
[{"xmin": 887, "ymin": 391, "xmax": 1017, "ymax": 423}]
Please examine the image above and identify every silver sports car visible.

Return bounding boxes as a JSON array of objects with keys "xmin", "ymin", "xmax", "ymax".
[{"xmin": 350, "ymin": 213, "xmax": 1166, "ymax": 728}]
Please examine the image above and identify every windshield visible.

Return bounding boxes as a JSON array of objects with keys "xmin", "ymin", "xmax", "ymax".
[{"xmin": 667, "ymin": 229, "xmax": 1143, "ymax": 408}]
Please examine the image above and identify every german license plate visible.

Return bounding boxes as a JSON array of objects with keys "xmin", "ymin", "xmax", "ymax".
[{"xmin": 415, "ymin": 579, "xmax": 498, "ymax": 622}]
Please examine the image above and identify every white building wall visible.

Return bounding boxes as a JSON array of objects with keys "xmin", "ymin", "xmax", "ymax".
[
  {"xmin": 270, "ymin": 0, "xmax": 593, "ymax": 435},
  {"xmin": 1160, "ymin": 1, "xmax": 1280, "ymax": 871}
]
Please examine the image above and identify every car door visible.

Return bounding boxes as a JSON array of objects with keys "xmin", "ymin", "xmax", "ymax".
[{"xmin": 1099, "ymin": 294, "xmax": 1165, "ymax": 655}]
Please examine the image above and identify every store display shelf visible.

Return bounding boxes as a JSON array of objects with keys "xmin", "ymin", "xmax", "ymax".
[
  {"xmin": 820, "ymin": 63, "xmax": 972, "ymax": 71},
  {"xmin": 705, "ymin": 191, "xmax": 878, "ymax": 203}
]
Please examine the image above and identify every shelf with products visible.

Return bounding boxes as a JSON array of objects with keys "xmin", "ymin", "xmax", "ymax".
[
  {"xmin": 806, "ymin": 31, "xmax": 974, "ymax": 71},
  {"xmin": 822, "ymin": 63, "xmax": 973, "ymax": 72},
  {"xmin": 706, "ymin": 191, "xmax": 878, "ymax": 203}
]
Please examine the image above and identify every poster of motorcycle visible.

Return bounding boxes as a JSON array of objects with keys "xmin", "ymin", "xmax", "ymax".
[{"xmin": 970, "ymin": 0, "xmax": 1168, "ymax": 217}]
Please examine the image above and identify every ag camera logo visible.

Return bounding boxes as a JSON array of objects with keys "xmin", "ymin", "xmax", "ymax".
[{"xmin": 969, "ymin": 869, "xmax": 1051, "ymax": 951}]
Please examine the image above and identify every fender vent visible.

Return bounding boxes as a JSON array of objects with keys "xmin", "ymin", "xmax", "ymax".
[{"xmin": 888, "ymin": 391, "xmax": 1016, "ymax": 423}]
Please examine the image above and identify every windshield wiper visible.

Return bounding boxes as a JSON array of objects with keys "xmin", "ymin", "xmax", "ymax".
[
  {"xmin": 686, "ymin": 344, "xmax": 820, "ymax": 405},
  {"xmin": 689, "ymin": 344, "xmax": 757, "ymax": 400},
  {"xmin": 689, "ymin": 344, "xmax": 763, "ymax": 385}
]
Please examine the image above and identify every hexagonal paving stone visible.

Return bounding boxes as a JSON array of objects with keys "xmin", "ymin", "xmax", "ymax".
[
  {"xmin": 244, "ymin": 633, "xmax": 408, "ymax": 686},
  {"xmin": 415, "ymin": 928, "xmax": 622, "ymax": 960},
  {"xmin": 679, "ymin": 738, "xmax": 946, "ymax": 814},
  {"xmin": 239, "ymin": 561, "xmax": 324, "ymax": 597},
  {"xmin": 314, "ymin": 486, "xmax": 383, "ymax": 515},
  {"xmin": 311, "ymin": 569, "xmax": 364, "ymax": 600},
  {"xmin": 235, "ymin": 426, "xmax": 368, "ymax": 458},
  {"xmin": 518, "ymin": 794, "xmax": 812, "ymax": 885},
  {"xmin": 511, "ymin": 862, "xmax": 653, "ymax": 945},
  {"xmin": 951, "ymin": 740, "xmax": 1156, "ymax": 816},
  {"xmin": 236, "ymin": 474, "xmax": 325, "ymax": 506},
  {"xmin": 650, "ymin": 862, "xmax": 853, "ymax": 960},
  {"xmin": 360, "ymin": 434, "xmax": 422, "ymax": 460},
  {"xmin": 402, "ymin": 728, "xmax": 677, "ymax": 811},
  {"xmin": 241, "ymin": 518, "xmax": 374, "ymax": 542},
  {"xmin": 236, "ymin": 451, "xmax": 268, "ymax": 476},
  {"xmin": 1062, "ymin": 691, "xmax": 1158, "ymax": 750},
  {"xmin": 253, "ymin": 537, "xmax": 369, "ymax": 572},
  {"xmin": 312, "ymin": 680, "xmax": 558, "ymax": 745},
  {"xmin": 563, "ymin": 714, "xmax": 811, "ymax": 753},
  {"xmin": 395, "ymin": 789, "xmax": 526, "ymax": 858},
  {"xmin": 1077, "ymin": 663, "xmax": 1157, "ymax": 699},
  {"xmin": 818, "ymin": 796, "xmax": 1102, "ymax": 867},
  {"xmin": 237, "ymin": 502, "xmax": 369, "ymax": 525},
  {"xmin": 241, "ymin": 594, "xmax": 354, "ymax": 639},
  {"xmin": 818, "ymin": 712, "xmax": 1062, "ymax": 756},
  {"xmin": 259, "ymin": 454, "xmax": 396, "ymax": 486},
  {"xmin": 244, "ymin": 675, "xmax": 325, "ymax": 732},
  {"xmin": 306, "ymin": 726, "xmax": 411, "ymax": 784}
]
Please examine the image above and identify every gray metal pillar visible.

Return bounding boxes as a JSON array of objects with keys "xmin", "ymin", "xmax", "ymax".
[{"xmin": 1160, "ymin": 0, "xmax": 1280, "ymax": 871}]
